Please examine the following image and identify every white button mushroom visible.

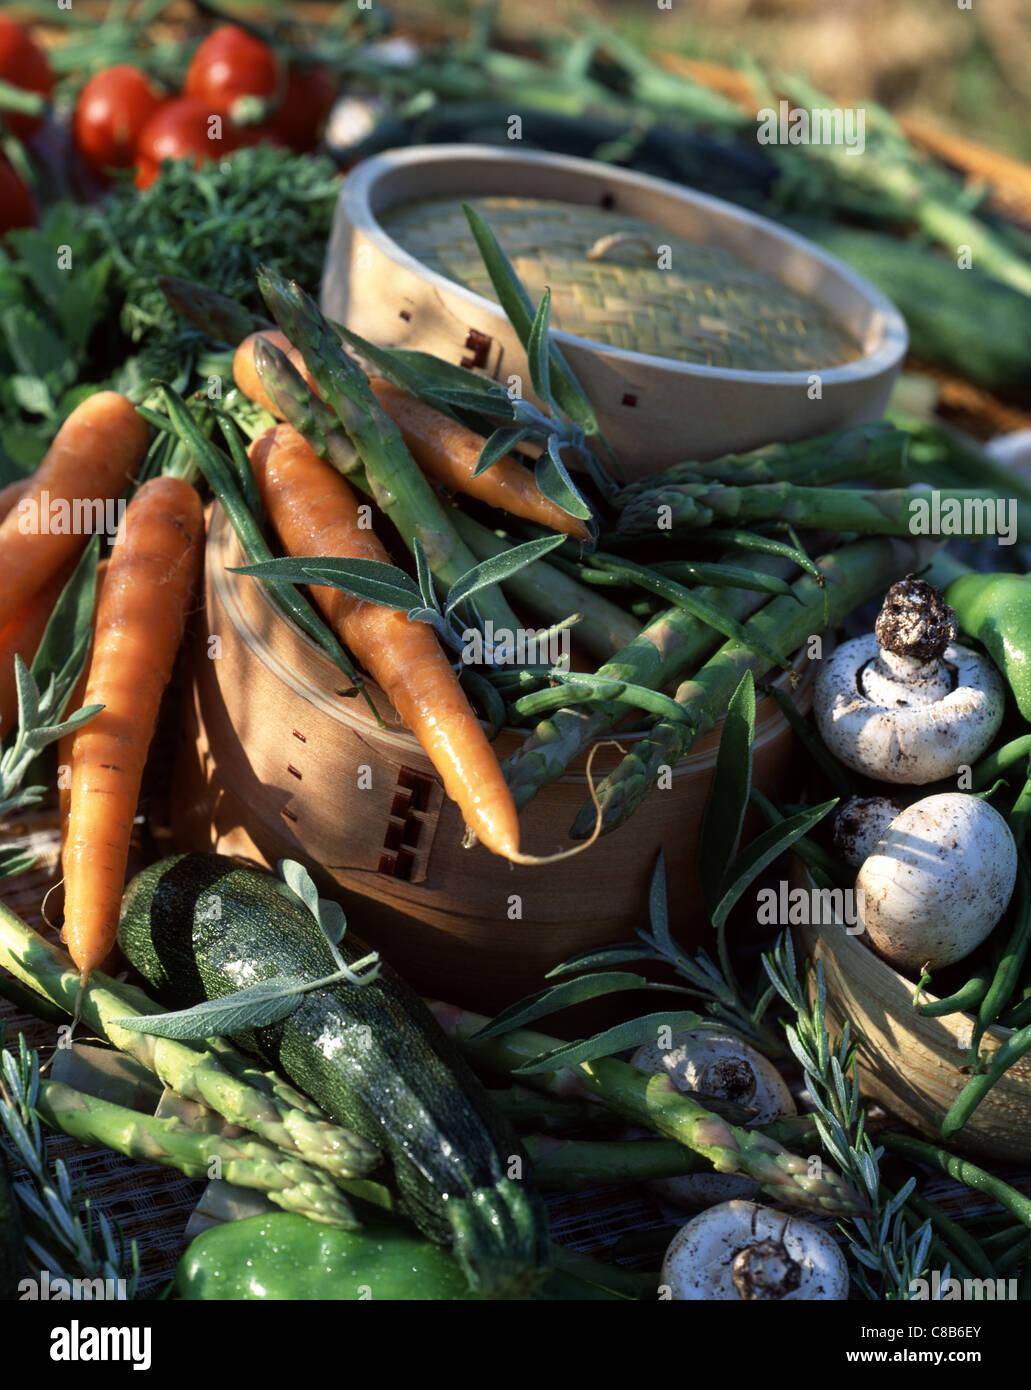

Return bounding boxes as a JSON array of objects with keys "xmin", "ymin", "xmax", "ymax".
[
  {"xmin": 855, "ymin": 792, "xmax": 1017, "ymax": 974},
  {"xmin": 833, "ymin": 795, "xmax": 903, "ymax": 868},
  {"xmin": 814, "ymin": 577, "xmax": 1004, "ymax": 784},
  {"xmin": 630, "ymin": 1031, "xmax": 796, "ymax": 1206},
  {"xmin": 661, "ymin": 1200, "xmax": 849, "ymax": 1300}
]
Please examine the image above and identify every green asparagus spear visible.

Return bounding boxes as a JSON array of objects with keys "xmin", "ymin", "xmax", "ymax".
[
  {"xmin": 428, "ymin": 1002, "xmax": 864, "ymax": 1217},
  {"xmin": 157, "ymin": 274, "xmax": 273, "ymax": 346},
  {"xmin": 524, "ymin": 1133, "xmax": 707, "ymax": 1189},
  {"xmin": 616, "ymin": 481, "xmax": 1031, "ymax": 540},
  {"xmin": 614, "ymin": 421, "xmax": 909, "ymax": 500},
  {"xmin": 252, "ymin": 337, "xmax": 363, "ymax": 483},
  {"xmin": 503, "ymin": 552, "xmax": 797, "ymax": 812},
  {"xmin": 0, "ymin": 904, "xmax": 379, "ymax": 1185},
  {"xmin": 570, "ymin": 534, "xmax": 937, "ymax": 837},
  {"xmin": 35, "ymin": 1079, "xmax": 359, "ymax": 1229},
  {"xmin": 256, "ymin": 267, "xmax": 521, "ymax": 632}
]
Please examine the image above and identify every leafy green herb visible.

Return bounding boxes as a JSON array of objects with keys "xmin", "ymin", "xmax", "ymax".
[
  {"xmin": 762, "ymin": 935, "xmax": 940, "ymax": 1300},
  {"xmin": 474, "ymin": 849, "xmax": 784, "ymax": 1064},
  {"xmin": 96, "ymin": 147, "xmax": 342, "ymax": 394},
  {"xmin": 0, "ymin": 538, "xmax": 103, "ymax": 845},
  {"xmin": 699, "ymin": 671, "xmax": 755, "ymax": 917},
  {"xmin": 231, "ymin": 533, "xmax": 566, "ymax": 665},
  {"xmin": 0, "ymin": 1032, "xmax": 138, "ymax": 1297}
]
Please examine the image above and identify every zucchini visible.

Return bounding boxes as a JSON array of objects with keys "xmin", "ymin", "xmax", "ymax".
[{"xmin": 117, "ymin": 853, "xmax": 551, "ymax": 1299}]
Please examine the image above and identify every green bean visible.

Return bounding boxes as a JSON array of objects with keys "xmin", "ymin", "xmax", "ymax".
[
  {"xmin": 698, "ymin": 527, "xmax": 825, "ymax": 583},
  {"xmin": 998, "ymin": 990, "xmax": 1031, "ymax": 1032},
  {"xmin": 881, "ymin": 1133, "xmax": 1031, "ymax": 1228},
  {"xmin": 916, "ymin": 968, "xmax": 993, "ymax": 1019},
  {"xmin": 1010, "ymin": 763, "xmax": 1031, "ymax": 849},
  {"xmin": 972, "ymin": 736, "xmax": 1031, "ymax": 792},
  {"xmin": 212, "ymin": 407, "xmax": 262, "ymax": 517},
  {"xmin": 967, "ymin": 860, "xmax": 1031, "ymax": 1068},
  {"xmin": 905, "ymin": 1192, "xmax": 995, "ymax": 1281},
  {"xmin": 941, "ymin": 1015, "xmax": 1031, "ymax": 1138},
  {"xmin": 651, "ymin": 561, "xmax": 796, "ymax": 597},
  {"xmin": 988, "ymin": 1230, "xmax": 1031, "ymax": 1276},
  {"xmin": 575, "ymin": 552, "xmax": 793, "ymax": 672}
]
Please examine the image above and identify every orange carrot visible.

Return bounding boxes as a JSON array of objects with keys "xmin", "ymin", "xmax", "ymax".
[
  {"xmin": 0, "ymin": 560, "xmax": 76, "ymax": 740},
  {"xmin": 367, "ymin": 377, "xmax": 592, "ymax": 541},
  {"xmin": 0, "ymin": 477, "xmax": 29, "ymax": 525},
  {"xmin": 233, "ymin": 328, "xmax": 315, "ymax": 417},
  {"xmin": 234, "ymin": 331, "xmax": 591, "ymax": 540},
  {"xmin": 62, "ymin": 478, "xmax": 204, "ymax": 981},
  {"xmin": 249, "ymin": 423, "xmax": 521, "ymax": 860},
  {"xmin": 0, "ymin": 392, "xmax": 150, "ymax": 632}
]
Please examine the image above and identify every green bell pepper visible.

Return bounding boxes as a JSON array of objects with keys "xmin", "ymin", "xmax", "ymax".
[
  {"xmin": 174, "ymin": 1213, "xmax": 638, "ymax": 1301},
  {"xmin": 175, "ymin": 1213, "xmax": 481, "ymax": 1301},
  {"xmin": 946, "ymin": 572, "xmax": 1031, "ymax": 723}
]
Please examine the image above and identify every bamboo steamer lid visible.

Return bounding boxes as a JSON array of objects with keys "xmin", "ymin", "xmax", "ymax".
[
  {"xmin": 380, "ymin": 195, "xmax": 861, "ymax": 373},
  {"xmin": 321, "ymin": 145, "xmax": 908, "ymax": 478}
]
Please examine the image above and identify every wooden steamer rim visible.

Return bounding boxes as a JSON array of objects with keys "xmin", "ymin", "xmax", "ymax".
[
  {"xmin": 321, "ymin": 145, "xmax": 909, "ymax": 473},
  {"xmin": 793, "ymin": 862, "xmax": 1031, "ymax": 1163}
]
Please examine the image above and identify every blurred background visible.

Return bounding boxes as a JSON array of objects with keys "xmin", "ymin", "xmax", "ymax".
[{"xmin": 13, "ymin": 0, "xmax": 1030, "ymax": 158}]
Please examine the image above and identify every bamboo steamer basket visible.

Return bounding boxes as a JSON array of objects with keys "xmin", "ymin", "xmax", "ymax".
[
  {"xmin": 793, "ymin": 862, "xmax": 1031, "ymax": 1163},
  {"xmin": 171, "ymin": 505, "xmax": 815, "ymax": 1013},
  {"xmin": 320, "ymin": 145, "xmax": 908, "ymax": 479}
]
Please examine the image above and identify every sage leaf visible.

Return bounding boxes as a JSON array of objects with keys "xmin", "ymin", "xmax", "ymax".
[
  {"xmin": 471, "ymin": 972, "xmax": 691, "ymax": 1039},
  {"xmin": 444, "ymin": 535, "xmax": 565, "ymax": 618},
  {"xmin": 114, "ymin": 975, "xmax": 314, "ymax": 1039},
  {"xmin": 699, "ymin": 671, "xmax": 755, "ymax": 917},
  {"xmin": 513, "ymin": 1011, "xmax": 716, "ymax": 1074}
]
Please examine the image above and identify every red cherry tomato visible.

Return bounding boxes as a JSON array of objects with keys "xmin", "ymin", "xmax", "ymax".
[
  {"xmin": 183, "ymin": 24, "xmax": 280, "ymax": 110},
  {"xmin": 134, "ymin": 97, "xmax": 252, "ymax": 189},
  {"xmin": 0, "ymin": 155, "xmax": 35, "ymax": 233},
  {"xmin": 269, "ymin": 63, "xmax": 336, "ymax": 153},
  {"xmin": 0, "ymin": 17, "xmax": 54, "ymax": 140},
  {"xmin": 73, "ymin": 65, "xmax": 164, "ymax": 177}
]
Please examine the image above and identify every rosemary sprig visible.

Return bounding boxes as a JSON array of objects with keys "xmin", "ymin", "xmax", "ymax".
[
  {"xmin": 762, "ymin": 934, "xmax": 939, "ymax": 1300},
  {"xmin": 0, "ymin": 1032, "xmax": 138, "ymax": 1298},
  {"xmin": 0, "ymin": 537, "xmax": 103, "ymax": 871}
]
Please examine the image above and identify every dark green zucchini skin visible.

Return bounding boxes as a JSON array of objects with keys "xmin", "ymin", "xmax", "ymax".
[{"xmin": 117, "ymin": 853, "xmax": 550, "ymax": 1299}]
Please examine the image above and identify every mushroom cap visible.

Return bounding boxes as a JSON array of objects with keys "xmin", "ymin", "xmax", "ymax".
[
  {"xmin": 631, "ymin": 1030, "xmax": 795, "ymax": 1124},
  {"xmin": 814, "ymin": 634, "xmax": 1005, "ymax": 784},
  {"xmin": 631, "ymin": 1031, "xmax": 795, "ymax": 1206},
  {"xmin": 833, "ymin": 795, "xmax": 903, "ymax": 868},
  {"xmin": 661, "ymin": 1200, "xmax": 849, "ymax": 1300},
  {"xmin": 856, "ymin": 792, "xmax": 1017, "ymax": 973}
]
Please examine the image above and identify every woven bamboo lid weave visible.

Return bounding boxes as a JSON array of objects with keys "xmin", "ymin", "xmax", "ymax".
[{"xmin": 381, "ymin": 196, "xmax": 861, "ymax": 373}]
